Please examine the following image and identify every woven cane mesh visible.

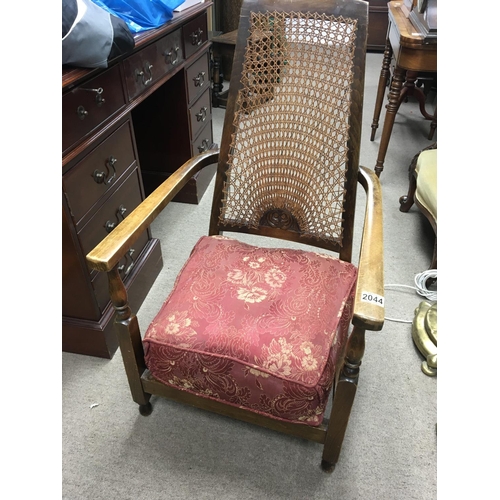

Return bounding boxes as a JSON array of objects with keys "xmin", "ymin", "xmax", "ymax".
[{"xmin": 220, "ymin": 11, "xmax": 358, "ymax": 244}]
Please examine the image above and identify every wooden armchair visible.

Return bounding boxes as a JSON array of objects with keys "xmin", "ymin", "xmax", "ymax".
[{"xmin": 87, "ymin": 0, "xmax": 384, "ymax": 472}]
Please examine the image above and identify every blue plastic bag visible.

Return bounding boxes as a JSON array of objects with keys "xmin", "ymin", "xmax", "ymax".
[{"xmin": 91, "ymin": 0, "xmax": 185, "ymax": 33}]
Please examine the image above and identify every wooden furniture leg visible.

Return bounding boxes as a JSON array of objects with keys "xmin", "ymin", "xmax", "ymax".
[
  {"xmin": 399, "ymin": 150, "xmax": 419, "ymax": 212},
  {"xmin": 321, "ymin": 325, "xmax": 366, "ymax": 472},
  {"xmin": 108, "ymin": 268, "xmax": 152, "ymax": 414},
  {"xmin": 210, "ymin": 29, "xmax": 237, "ymax": 108},
  {"xmin": 399, "ymin": 170, "xmax": 417, "ymax": 212},
  {"xmin": 399, "ymin": 142, "xmax": 437, "ymax": 211},
  {"xmin": 399, "ymin": 70, "xmax": 434, "ymax": 121},
  {"xmin": 428, "ymin": 105, "xmax": 437, "ymax": 140},
  {"xmin": 211, "ymin": 55, "xmax": 226, "ymax": 108},
  {"xmin": 370, "ymin": 41, "xmax": 393, "ymax": 141},
  {"xmin": 374, "ymin": 64, "xmax": 405, "ymax": 177}
]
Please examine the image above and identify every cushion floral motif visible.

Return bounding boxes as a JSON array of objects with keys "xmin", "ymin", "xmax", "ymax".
[{"xmin": 143, "ymin": 235, "xmax": 358, "ymax": 426}]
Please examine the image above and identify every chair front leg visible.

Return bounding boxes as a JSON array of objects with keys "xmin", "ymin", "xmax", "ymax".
[
  {"xmin": 321, "ymin": 325, "xmax": 366, "ymax": 472},
  {"xmin": 108, "ymin": 267, "xmax": 152, "ymax": 415}
]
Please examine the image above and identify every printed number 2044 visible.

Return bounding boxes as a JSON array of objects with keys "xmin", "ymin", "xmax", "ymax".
[{"xmin": 361, "ymin": 292, "xmax": 384, "ymax": 306}]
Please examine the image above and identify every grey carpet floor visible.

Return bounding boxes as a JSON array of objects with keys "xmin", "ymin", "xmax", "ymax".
[{"xmin": 62, "ymin": 52, "xmax": 437, "ymax": 500}]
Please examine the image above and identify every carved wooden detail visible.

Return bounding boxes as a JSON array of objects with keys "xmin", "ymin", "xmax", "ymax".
[{"xmin": 259, "ymin": 208, "xmax": 300, "ymax": 232}]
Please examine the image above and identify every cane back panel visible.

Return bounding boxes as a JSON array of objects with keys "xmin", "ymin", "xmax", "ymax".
[{"xmin": 212, "ymin": 5, "xmax": 367, "ymax": 254}]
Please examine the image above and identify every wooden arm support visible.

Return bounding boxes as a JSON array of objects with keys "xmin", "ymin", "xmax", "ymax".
[
  {"xmin": 353, "ymin": 166, "xmax": 385, "ymax": 331},
  {"xmin": 86, "ymin": 150, "xmax": 220, "ymax": 272}
]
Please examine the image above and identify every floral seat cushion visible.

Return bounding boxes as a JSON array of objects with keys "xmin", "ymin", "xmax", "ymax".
[{"xmin": 143, "ymin": 235, "xmax": 358, "ymax": 426}]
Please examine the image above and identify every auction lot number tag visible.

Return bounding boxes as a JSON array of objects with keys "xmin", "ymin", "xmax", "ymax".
[{"xmin": 361, "ymin": 292, "xmax": 384, "ymax": 307}]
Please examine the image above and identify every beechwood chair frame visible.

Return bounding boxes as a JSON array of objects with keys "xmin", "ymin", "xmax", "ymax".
[{"xmin": 87, "ymin": 0, "xmax": 384, "ymax": 472}]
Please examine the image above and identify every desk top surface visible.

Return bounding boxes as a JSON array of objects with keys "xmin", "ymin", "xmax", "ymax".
[
  {"xmin": 62, "ymin": 1, "xmax": 212, "ymax": 90},
  {"xmin": 388, "ymin": 1, "xmax": 437, "ymax": 49}
]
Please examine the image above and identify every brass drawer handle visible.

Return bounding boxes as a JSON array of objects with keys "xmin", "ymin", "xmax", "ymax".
[
  {"xmin": 136, "ymin": 63, "xmax": 153, "ymax": 86},
  {"xmin": 104, "ymin": 220, "xmax": 117, "ymax": 233},
  {"xmin": 196, "ymin": 106, "xmax": 207, "ymax": 122},
  {"xmin": 117, "ymin": 204, "xmax": 127, "ymax": 219},
  {"xmin": 118, "ymin": 248, "xmax": 136, "ymax": 278},
  {"xmin": 193, "ymin": 71, "xmax": 206, "ymax": 87},
  {"xmin": 104, "ymin": 205, "xmax": 128, "ymax": 233},
  {"xmin": 77, "ymin": 105, "xmax": 88, "ymax": 120},
  {"xmin": 164, "ymin": 45, "xmax": 180, "ymax": 65},
  {"xmin": 190, "ymin": 28, "xmax": 204, "ymax": 46},
  {"xmin": 198, "ymin": 139, "xmax": 211, "ymax": 153},
  {"xmin": 93, "ymin": 156, "xmax": 117, "ymax": 185}
]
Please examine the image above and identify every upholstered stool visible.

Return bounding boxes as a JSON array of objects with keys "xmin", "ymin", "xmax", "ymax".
[
  {"xmin": 400, "ymin": 145, "xmax": 437, "ymax": 269},
  {"xmin": 143, "ymin": 235, "xmax": 358, "ymax": 426},
  {"xmin": 415, "ymin": 150, "xmax": 437, "ymax": 227}
]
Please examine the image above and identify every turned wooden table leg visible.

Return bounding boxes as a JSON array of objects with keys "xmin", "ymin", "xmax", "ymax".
[
  {"xmin": 374, "ymin": 65, "xmax": 405, "ymax": 177},
  {"xmin": 370, "ymin": 41, "xmax": 393, "ymax": 141},
  {"xmin": 211, "ymin": 55, "xmax": 224, "ymax": 108}
]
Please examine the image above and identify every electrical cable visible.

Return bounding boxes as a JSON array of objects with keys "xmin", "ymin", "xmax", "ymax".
[
  {"xmin": 414, "ymin": 269, "xmax": 437, "ymax": 301},
  {"xmin": 383, "ymin": 269, "xmax": 437, "ymax": 323}
]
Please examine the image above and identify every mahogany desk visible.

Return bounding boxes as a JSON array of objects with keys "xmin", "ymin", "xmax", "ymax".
[
  {"xmin": 62, "ymin": 2, "xmax": 215, "ymax": 358},
  {"xmin": 370, "ymin": 1, "xmax": 437, "ymax": 177}
]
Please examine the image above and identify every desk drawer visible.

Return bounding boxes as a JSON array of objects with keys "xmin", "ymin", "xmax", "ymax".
[
  {"xmin": 91, "ymin": 230, "xmax": 149, "ymax": 311},
  {"xmin": 123, "ymin": 28, "xmax": 184, "ymax": 101},
  {"xmin": 77, "ymin": 167, "xmax": 144, "ymax": 258},
  {"xmin": 63, "ymin": 120, "xmax": 137, "ymax": 225},
  {"xmin": 156, "ymin": 28, "xmax": 185, "ymax": 76},
  {"xmin": 189, "ymin": 88, "xmax": 212, "ymax": 141},
  {"xmin": 123, "ymin": 42, "xmax": 158, "ymax": 101},
  {"xmin": 62, "ymin": 65, "xmax": 126, "ymax": 153},
  {"xmin": 182, "ymin": 13, "xmax": 208, "ymax": 60},
  {"xmin": 186, "ymin": 52, "xmax": 210, "ymax": 105},
  {"xmin": 192, "ymin": 120, "xmax": 214, "ymax": 156}
]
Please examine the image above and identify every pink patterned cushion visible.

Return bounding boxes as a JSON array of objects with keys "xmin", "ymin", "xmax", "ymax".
[{"xmin": 143, "ymin": 235, "xmax": 357, "ymax": 426}]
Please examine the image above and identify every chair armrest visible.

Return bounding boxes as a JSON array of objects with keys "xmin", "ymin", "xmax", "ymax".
[
  {"xmin": 352, "ymin": 166, "xmax": 385, "ymax": 331},
  {"xmin": 86, "ymin": 149, "xmax": 219, "ymax": 273}
]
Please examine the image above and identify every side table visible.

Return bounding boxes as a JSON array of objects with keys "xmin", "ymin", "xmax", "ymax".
[{"xmin": 370, "ymin": 1, "xmax": 437, "ymax": 177}]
